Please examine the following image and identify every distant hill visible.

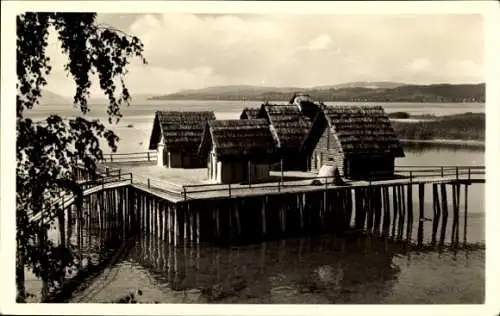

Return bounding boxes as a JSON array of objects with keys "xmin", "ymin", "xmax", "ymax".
[
  {"xmin": 38, "ymin": 90, "xmax": 71, "ymax": 105},
  {"xmin": 38, "ymin": 91, "xmax": 161, "ymax": 106},
  {"xmin": 315, "ymin": 81, "xmax": 405, "ymax": 90},
  {"xmin": 150, "ymin": 83, "xmax": 485, "ymax": 103}
]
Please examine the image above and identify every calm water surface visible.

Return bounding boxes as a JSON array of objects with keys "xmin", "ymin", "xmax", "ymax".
[{"xmin": 24, "ymin": 101, "xmax": 485, "ymax": 304}]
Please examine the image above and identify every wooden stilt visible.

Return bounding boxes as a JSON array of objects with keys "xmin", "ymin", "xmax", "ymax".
[
  {"xmin": 298, "ymin": 194, "xmax": 304, "ymax": 232},
  {"xmin": 431, "ymin": 184, "xmax": 441, "ymax": 245},
  {"xmin": 196, "ymin": 209, "xmax": 200, "ymax": 244},
  {"xmin": 400, "ymin": 185, "xmax": 406, "ymax": 241},
  {"xmin": 391, "ymin": 186, "xmax": 398, "ymax": 239},
  {"xmin": 215, "ymin": 206, "xmax": 220, "ymax": 241},
  {"xmin": 463, "ymin": 185, "xmax": 469, "ymax": 246},
  {"xmin": 451, "ymin": 185, "xmax": 457, "ymax": 246},
  {"xmin": 373, "ymin": 187, "xmax": 382, "ymax": 236},
  {"xmin": 417, "ymin": 183, "xmax": 424, "ymax": 246},
  {"xmin": 161, "ymin": 203, "xmax": 166, "ymax": 241},
  {"xmin": 397, "ymin": 186, "xmax": 404, "ymax": 240},
  {"xmin": 346, "ymin": 189, "xmax": 353, "ymax": 229},
  {"xmin": 234, "ymin": 203, "xmax": 242, "ymax": 240},
  {"xmin": 406, "ymin": 184, "xmax": 413, "ymax": 243},
  {"xmin": 174, "ymin": 206, "xmax": 179, "ymax": 247},
  {"xmin": 455, "ymin": 184, "xmax": 461, "ymax": 245},
  {"xmin": 439, "ymin": 184, "xmax": 449, "ymax": 245},
  {"xmin": 261, "ymin": 196, "xmax": 267, "ymax": 238},
  {"xmin": 383, "ymin": 186, "xmax": 391, "ymax": 238}
]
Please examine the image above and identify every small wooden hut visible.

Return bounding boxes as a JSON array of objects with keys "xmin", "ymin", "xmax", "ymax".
[
  {"xmin": 258, "ymin": 103, "xmax": 315, "ymax": 171},
  {"xmin": 149, "ymin": 110, "xmax": 216, "ymax": 168},
  {"xmin": 304, "ymin": 105, "xmax": 404, "ymax": 179},
  {"xmin": 199, "ymin": 119, "xmax": 277, "ymax": 184},
  {"xmin": 240, "ymin": 107, "xmax": 261, "ymax": 120}
]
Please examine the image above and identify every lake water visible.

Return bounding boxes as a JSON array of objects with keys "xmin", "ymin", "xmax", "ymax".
[
  {"xmin": 23, "ymin": 101, "xmax": 485, "ymax": 304},
  {"xmin": 25, "ymin": 100, "xmax": 485, "ymax": 155}
]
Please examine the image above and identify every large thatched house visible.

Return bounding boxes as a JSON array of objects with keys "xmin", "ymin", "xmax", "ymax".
[
  {"xmin": 237, "ymin": 96, "xmax": 404, "ymax": 179},
  {"xmin": 240, "ymin": 107, "xmax": 261, "ymax": 120},
  {"xmin": 304, "ymin": 105, "xmax": 404, "ymax": 179},
  {"xmin": 256, "ymin": 103, "xmax": 315, "ymax": 171},
  {"xmin": 149, "ymin": 111, "xmax": 216, "ymax": 168},
  {"xmin": 199, "ymin": 119, "xmax": 277, "ymax": 184}
]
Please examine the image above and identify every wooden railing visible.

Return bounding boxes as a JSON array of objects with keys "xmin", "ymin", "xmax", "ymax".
[
  {"xmin": 69, "ymin": 163, "xmax": 485, "ymax": 202},
  {"xmin": 181, "ymin": 165, "xmax": 485, "ymax": 199},
  {"xmin": 92, "ymin": 164, "xmax": 186, "ymax": 198},
  {"xmin": 100, "ymin": 151, "xmax": 157, "ymax": 163},
  {"xmin": 29, "ymin": 172, "xmax": 133, "ymax": 224}
]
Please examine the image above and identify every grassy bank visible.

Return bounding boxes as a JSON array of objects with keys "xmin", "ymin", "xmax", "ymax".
[{"xmin": 390, "ymin": 112, "xmax": 485, "ymax": 141}]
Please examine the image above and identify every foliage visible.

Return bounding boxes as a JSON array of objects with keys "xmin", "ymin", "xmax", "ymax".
[
  {"xmin": 387, "ymin": 111, "xmax": 411, "ymax": 119},
  {"xmin": 392, "ymin": 113, "xmax": 485, "ymax": 141},
  {"xmin": 16, "ymin": 12, "xmax": 146, "ymax": 302}
]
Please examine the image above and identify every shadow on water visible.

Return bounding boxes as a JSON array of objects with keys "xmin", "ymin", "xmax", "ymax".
[{"xmin": 116, "ymin": 232, "xmax": 484, "ymax": 304}]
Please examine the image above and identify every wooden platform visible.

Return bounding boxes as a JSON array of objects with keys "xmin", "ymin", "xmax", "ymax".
[{"xmin": 98, "ymin": 161, "xmax": 484, "ymax": 203}]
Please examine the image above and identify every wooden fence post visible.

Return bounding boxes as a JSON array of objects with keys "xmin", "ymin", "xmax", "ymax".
[
  {"xmin": 228, "ymin": 183, "xmax": 232, "ymax": 197},
  {"xmin": 456, "ymin": 167, "xmax": 459, "ymax": 180},
  {"xmin": 148, "ymin": 178, "xmax": 151, "ymax": 189},
  {"xmin": 441, "ymin": 167, "xmax": 444, "ymax": 177},
  {"xmin": 148, "ymin": 152, "xmax": 151, "ymax": 161},
  {"xmin": 110, "ymin": 154, "xmax": 113, "ymax": 162}
]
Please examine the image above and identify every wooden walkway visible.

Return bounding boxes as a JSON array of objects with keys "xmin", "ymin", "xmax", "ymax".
[{"xmin": 29, "ymin": 178, "xmax": 132, "ymax": 224}]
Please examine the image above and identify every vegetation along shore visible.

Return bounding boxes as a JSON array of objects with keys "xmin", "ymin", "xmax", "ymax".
[{"xmin": 389, "ymin": 112, "xmax": 484, "ymax": 143}]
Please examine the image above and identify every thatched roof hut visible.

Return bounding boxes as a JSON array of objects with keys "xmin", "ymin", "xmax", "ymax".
[
  {"xmin": 240, "ymin": 107, "xmax": 261, "ymax": 120},
  {"xmin": 149, "ymin": 110, "xmax": 216, "ymax": 152},
  {"xmin": 320, "ymin": 105, "xmax": 404, "ymax": 157},
  {"xmin": 199, "ymin": 118, "xmax": 277, "ymax": 159},
  {"xmin": 259, "ymin": 104, "xmax": 314, "ymax": 154}
]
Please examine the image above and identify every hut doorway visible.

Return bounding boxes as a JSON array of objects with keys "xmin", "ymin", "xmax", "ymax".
[
  {"xmin": 316, "ymin": 153, "xmax": 321, "ymax": 170},
  {"xmin": 157, "ymin": 143, "xmax": 165, "ymax": 167},
  {"xmin": 210, "ymin": 152, "xmax": 217, "ymax": 182}
]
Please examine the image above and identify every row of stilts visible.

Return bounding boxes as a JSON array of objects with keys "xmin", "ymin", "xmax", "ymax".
[
  {"xmin": 123, "ymin": 181, "xmax": 471, "ymax": 248},
  {"xmin": 350, "ymin": 182, "xmax": 470, "ymax": 247},
  {"xmin": 55, "ymin": 181, "xmax": 471, "ymax": 253}
]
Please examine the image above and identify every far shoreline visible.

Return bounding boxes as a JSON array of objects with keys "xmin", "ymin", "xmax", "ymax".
[{"xmin": 400, "ymin": 138, "xmax": 485, "ymax": 148}]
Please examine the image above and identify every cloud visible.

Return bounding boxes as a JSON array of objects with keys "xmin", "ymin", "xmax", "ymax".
[
  {"xmin": 43, "ymin": 13, "xmax": 485, "ymax": 96},
  {"xmin": 406, "ymin": 58, "xmax": 433, "ymax": 72},
  {"xmin": 306, "ymin": 34, "xmax": 333, "ymax": 51}
]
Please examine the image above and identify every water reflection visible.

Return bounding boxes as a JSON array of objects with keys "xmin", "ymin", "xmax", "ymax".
[{"xmin": 123, "ymin": 234, "xmax": 406, "ymax": 304}]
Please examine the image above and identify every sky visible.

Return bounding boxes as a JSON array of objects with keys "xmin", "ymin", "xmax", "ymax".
[{"xmin": 43, "ymin": 13, "xmax": 484, "ymax": 98}]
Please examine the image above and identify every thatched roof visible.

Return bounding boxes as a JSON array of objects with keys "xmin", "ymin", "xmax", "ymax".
[
  {"xmin": 149, "ymin": 110, "xmax": 216, "ymax": 152},
  {"xmin": 259, "ymin": 104, "xmax": 314, "ymax": 153},
  {"xmin": 321, "ymin": 105, "xmax": 405, "ymax": 157},
  {"xmin": 199, "ymin": 119, "xmax": 277, "ymax": 158},
  {"xmin": 240, "ymin": 107, "xmax": 261, "ymax": 120},
  {"xmin": 289, "ymin": 93, "xmax": 315, "ymax": 105}
]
